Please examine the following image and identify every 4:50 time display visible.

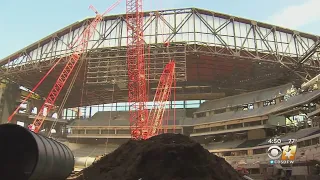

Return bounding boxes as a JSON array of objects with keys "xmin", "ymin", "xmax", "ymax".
[{"xmin": 268, "ymin": 138, "xmax": 282, "ymax": 144}]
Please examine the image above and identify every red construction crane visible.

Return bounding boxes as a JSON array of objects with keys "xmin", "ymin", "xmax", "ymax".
[
  {"xmin": 126, "ymin": 0, "xmax": 177, "ymax": 139},
  {"xmin": 8, "ymin": 2, "xmax": 122, "ymax": 125},
  {"xmin": 147, "ymin": 60, "xmax": 175, "ymax": 137},
  {"xmin": 126, "ymin": 0, "xmax": 149, "ymax": 139},
  {"xmin": 26, "ymin": 2, "xmax": 121, "ymax": 133}
]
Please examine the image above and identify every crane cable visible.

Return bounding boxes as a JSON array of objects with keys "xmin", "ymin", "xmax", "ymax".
[
  {"xmin": 105, "ymin": 83, "xmax": 115, "ymax": 155},
  {"xmin": 157, "ymin": 11, "xmax": 175, "ymax": 133},
  {"xmin": 105, "ymin": 44, "xmax": 113, "ymax": 154},
  {"xmin": 47, "ymin": 53, "xmax": 87, "ymax": 138},
  {"xmin": 75, "ymin": 44, "xmax": 89, "ymax": 144}
]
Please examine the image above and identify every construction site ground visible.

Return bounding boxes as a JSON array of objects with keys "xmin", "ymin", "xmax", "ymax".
[{"xmin": 67, "ymin": 133, "xmax": 245, "ymax": 180}]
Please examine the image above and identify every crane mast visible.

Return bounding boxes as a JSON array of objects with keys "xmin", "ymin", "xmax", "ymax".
[{"xmin": 126, "ymin": 0, "xmax": 149, "ymax": 139}]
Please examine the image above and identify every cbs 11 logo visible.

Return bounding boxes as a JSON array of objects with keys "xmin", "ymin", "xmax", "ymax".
[{"xmin": 267, "ymin": 145, "xmax": 297, "ymax": 161}]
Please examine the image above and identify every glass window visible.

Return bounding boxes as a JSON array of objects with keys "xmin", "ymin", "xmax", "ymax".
[
  {"xmin": 173, "ymin": 104, "xmax": 184, "ymax": 109},
  {"xmin": 172, "ymin": 101, "xmax": 184, "ymax": 105},
  {"xmin": 117, "ymin": 106, "xmax": 126, "ymax": 111},
  {"xmin": 186, "ymin": 103, "xmax": 199, "ymax": 108}
]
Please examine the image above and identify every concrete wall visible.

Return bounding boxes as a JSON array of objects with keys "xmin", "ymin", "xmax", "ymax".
[
  {"xmin": 292, "ymin": 166, "xmax": 309, "ymax": 176},
  {"xmin": 247, "ymin": 129, "xmax": 266, "ymax": 140},
  {"xmin": 0, "ymin": 83, "xmax": 20, "ymax": 124},
  {"xmin": 268, "ymin": 115, "xmax": 286, "ymax": 126}
]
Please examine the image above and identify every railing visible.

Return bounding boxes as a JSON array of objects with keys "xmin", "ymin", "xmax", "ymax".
[{"xmin": 222, "ymin": 144, "xmax": 320, "ymax": 166}]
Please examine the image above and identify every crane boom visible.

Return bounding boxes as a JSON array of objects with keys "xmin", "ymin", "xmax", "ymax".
[
  {"xmin": 30, "ymin": 1, "xmax": 121, "ymax": 133},
  {"xmin": 8, "ymin": 56, "xmax": 66, "ymax": 123},
  {"xmin": 126, "ymin": 0, "xmax": 149, "ymax": 139},
  {"xmin": 9, "ymin": 1, "xmax": 121, "ymax": 125},
  {"xmin": 31, "ymin": 17, "xmax": 101, "ymax": 133},
  {"xmin": 148, "ymin": 61, "xmax": 175, "ymax": 137}
]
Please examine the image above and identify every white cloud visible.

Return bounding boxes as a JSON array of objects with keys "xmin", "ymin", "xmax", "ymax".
[{"xmin": 267, "ymin": 0, "xmax": 320, "ymax": 29}]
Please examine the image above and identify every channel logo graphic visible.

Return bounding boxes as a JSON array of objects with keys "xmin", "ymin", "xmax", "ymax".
[{"xmin": 267, "ymin": 145, "xmax": 297, "ymax": 164}]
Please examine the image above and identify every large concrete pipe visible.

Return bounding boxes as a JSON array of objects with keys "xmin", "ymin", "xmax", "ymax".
[{"xmin": 0, "ymin": 124, "xmax": 74, "ymax": 180}]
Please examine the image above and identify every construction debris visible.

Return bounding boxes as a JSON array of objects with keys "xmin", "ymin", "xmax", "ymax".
[{"xmin": 69, "ymin": 133, "xmax": 244, "ymax": 180}]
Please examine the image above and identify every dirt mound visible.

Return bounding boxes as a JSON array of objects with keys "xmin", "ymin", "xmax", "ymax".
[{"xmin": 76, "ymin": 133, "xmax": 244, "ymax": 180}]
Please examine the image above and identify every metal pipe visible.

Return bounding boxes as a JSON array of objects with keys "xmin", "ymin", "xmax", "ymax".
[{"xmin": 0, "ymin": 124, "xmax": 74, "ymax": 180}]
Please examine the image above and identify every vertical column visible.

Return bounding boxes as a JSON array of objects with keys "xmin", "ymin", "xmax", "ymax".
[
  {"xmin": 26, "ymin": 100, "xmax": 34, "ymax": 114},
  {"xmin": 33, "ymin": 100, "xmax": 45, "ymax": 114},
  {"xmin": 254, "ymin": 102, "xmax": 260, "ymax": 109},
  {"xmin": 55, "ymin": 124, "xmax": 63, "ymax": 137},
  {"xmin": 1, "ymin": 83, "xmax": 20, "ymax": 124}
]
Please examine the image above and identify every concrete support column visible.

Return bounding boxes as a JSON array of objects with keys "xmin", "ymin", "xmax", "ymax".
[
  {"xmin": 247, "ymin": 129, "xmax": 266, "ymax": 140},
  {"xmin": 33, "ymin": 100, "xmax": 45, "ymax": 115},
  {"xmin": 254, "ymin": 102, "xmax": 259, "ymax": 109},
  {"xmin": 26, "ymin": 101, "xmax": 33, "ymax": 114},
  {"xmin": 0, "ymin": 83, "xmax": 20, "ymax": 124},
  {"xmin": 56, "ymin": 124, "xmax": 63, "ymax": 137},
  {"xmin": 57, "ymin": 110, "xmax": 64, "ymax": 119},
  {"xmin": 27, "ymin": 100, "xmax": 36, "ymax": 114}
]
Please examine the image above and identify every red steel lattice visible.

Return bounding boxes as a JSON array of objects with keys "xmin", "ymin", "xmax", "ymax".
[
  {"xmin": 32, "ymin": 17, "xmax": 101, "ymax": 133},
  {"xmin": 30, "ymin": 1, "xmax": 122, "ymax": 133},
  {"xmin": 147, "ymin": 60, "xmax": 175, "ymax": 137},
  {"xmin": 126, "ymin": 0, "xmax": 149, "ymax": 139}
]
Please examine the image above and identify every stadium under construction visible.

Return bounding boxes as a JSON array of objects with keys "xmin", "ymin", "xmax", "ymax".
[{"xmin": 0, "ymin": 7, "xmax": 320, "ymax": 180}]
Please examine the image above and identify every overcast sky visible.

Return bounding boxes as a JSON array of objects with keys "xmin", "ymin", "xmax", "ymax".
[{"xmin": 0, "ymin": 0, "xmax": 319, "ymax": 59}]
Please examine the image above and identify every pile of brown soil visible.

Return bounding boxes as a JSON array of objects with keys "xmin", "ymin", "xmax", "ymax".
[{"xmin": 73, "ymin": 133, "xmax": 244, "ymax": 180}]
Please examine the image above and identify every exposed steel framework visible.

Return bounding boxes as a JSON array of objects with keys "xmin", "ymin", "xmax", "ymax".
[{"xmin": 0, "ymin": 8, "xmax": 319, "ymax": 109}]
